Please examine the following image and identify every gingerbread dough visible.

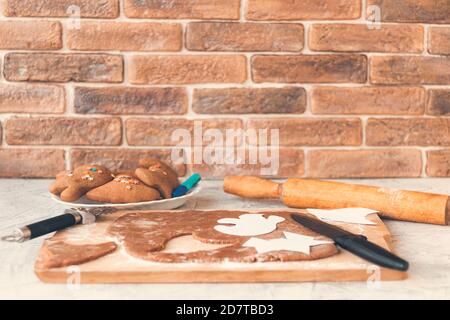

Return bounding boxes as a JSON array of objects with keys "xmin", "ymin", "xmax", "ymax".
[
  {"xmin": 35, "ymin": 240, "xmax": 117, "ymax": 269},
  {"xmin": 35, "ymin": 211, "xmax": 338, "ymax": 269},
  {"xmin": 107, "ymin": 211, "xmax": 338, "ymax": 263}
]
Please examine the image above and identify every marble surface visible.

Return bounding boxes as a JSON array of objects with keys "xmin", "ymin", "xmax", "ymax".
[{"xmin": 1, "ymin": 178, "xmax": 450, "ymax": 300}]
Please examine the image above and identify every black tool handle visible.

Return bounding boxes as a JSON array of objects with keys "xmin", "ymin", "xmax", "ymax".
[
  {"xmin": 335, "ymin": 236, "xmax": 409, "ymax": 271},
  {"xmin": 26, "ymin": 213, "xmax": 80, "ymax": 240}
]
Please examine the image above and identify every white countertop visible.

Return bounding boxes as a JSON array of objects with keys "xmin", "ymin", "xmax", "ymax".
[{"xmin": 1, "ymin": 179, "xmax": 450, "ymax": 300}]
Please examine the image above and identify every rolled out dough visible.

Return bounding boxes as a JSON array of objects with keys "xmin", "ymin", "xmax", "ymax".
[{"xmin": 107, "ymin": 211, "xmax": 338, "ymax": 263}]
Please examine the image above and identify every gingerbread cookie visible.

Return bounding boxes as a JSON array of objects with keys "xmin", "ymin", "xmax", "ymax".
[
  {"xmin": 139, "ymin": 158, "xmax": 179, "ymax": 189},
  {"xmin": 136, "ymin": 158, "xmax": 180, "ymax": 199},
  {"xmin": 49, "ymin": 165, "xmax": 114, "ymax": 202},
  {"xmin": 135, "ymin": 167, "xmax": 174, "ymax": 199},
  {"xmin": 86, "ymin": 174, "xmax": 161, "ymax": 203}
]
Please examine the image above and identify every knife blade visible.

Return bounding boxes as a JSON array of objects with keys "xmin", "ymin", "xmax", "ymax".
[{"xmin": 291, "ymin": 213, "xmax": 409, "ymax": 271}]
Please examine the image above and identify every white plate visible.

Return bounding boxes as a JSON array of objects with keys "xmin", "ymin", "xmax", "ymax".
[{"xmin": 50, "ymin": 185, "xmax": 202, "ymax": 210}]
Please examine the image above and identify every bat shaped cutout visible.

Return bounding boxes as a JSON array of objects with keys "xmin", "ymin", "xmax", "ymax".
[{"xmin": 214, "ymin": 214, "xmax": 285, "ymax": 236}]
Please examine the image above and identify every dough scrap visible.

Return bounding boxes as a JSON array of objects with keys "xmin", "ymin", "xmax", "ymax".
[{"xmin": 35, "ymin": 240, "xmax": 117, "ymax": 270}]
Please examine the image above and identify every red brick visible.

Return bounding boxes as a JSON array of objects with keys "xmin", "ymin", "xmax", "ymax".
[
  {"xmin": 4, "ymin": 0, "xmax": 119, "ymax": 18},
  {"xmin": 252, "ymin": 55, "xmax": 367, "ymax": 83},
  {"xmin": 193, "ymin": 87, "xmax": 306, "ymax": 114},
  {"xmin": 426, "ymin": 150, "xmax": 450, "ymax": 177},
  {"xmin": 0, "ymin": 21, "xmax": 61, "ymax": 50},
  {"xmin": 0, "ymin": 149, "xmax": 65, "ymax": 178},
  {"xmin": 312, "ymin": 86, "xmax": 425, "ymax": 115},
  {"xmin": 4, "ymin": 53, "xmax": 123, "ymax": 83},
  {"xmin": 367, "ymin": 0, "xmax": 450, "ymax": 24},
  {"xmin": 124, "ymin": 0, "xmax": 240, "ymax": 19},
  {"xmin": 0, "ymin": 84, "xmax": 65, "ymax": 114},
  {"xmin": 367, "ymin": 118, "xmax": 450, "ymax": 146},
  {"xmin": 6, "ymin": 117, "xmax": 122, "ymax": 146},
  {"xmin": 371, "ymin": 56, "xmax": 450, "ymax": 85},
  {"xmin": 429, "ymin": 27, "xmax": 450, "ymax": 55},
  {"xmin": 427, "ymin": 90, "xmax": 450, "ymax": 116},
  {"xmin": 186, "ymin": 22, "xmax": 304, "ymax": 52},
  {"xmin": 129, "ymin": 55, "xmax": 246, "ymax": 85},
  {"xmin": 71, "ymin": 148, "xmax": 186, "ymax": 176},
  {"xmin": 190, "ymin": 148, "xmax": 304, "ymax": 179},
  {"xmin": 308, "ymin": 149, "xmax": 422, "ymax": 178},
  {"xmin": 126, "ymin": 118, "xmax": 243, "ymax": 146},
  {"xmin": 74, "ymin": 87, "xmax": 187, "ymax": 115},
  {"xmin": 247, "ymin": 0, "xmax": 361, "ymax": 20},
  {"xmin": 67, "ymin": 22, "xmax": 182, "ymax": 52},
  {"xmin": 246, "ymin": 118, "xmax": 362, "ymax": 146},
  {"xmin": 310, "ymin": 24, "xmax": 423, "ymax": 53}
]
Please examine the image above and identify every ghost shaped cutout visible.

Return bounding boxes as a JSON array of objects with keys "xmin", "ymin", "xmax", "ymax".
[{"xmin": 214, "ymin": 214, "xmax": 285, "ymax": 237}]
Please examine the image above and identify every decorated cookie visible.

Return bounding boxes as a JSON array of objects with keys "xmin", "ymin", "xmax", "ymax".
[
  {"xmin": 112, "ymin": 170, "xmax": 137, "ymax": 179},
  {"xmin": 135, "ymin": 167, "xmax": 174, "ymax": 199},
  {"xmin": 139, "ymin": 158, "xmax": 179, "ymax": 189},
  {"xmin": 49, "ymin": 165, "xmax": 114, "ymax": 202},
  {"xmin": 86, "ymin": 174, "xmax": 161, "ymax": 204},
  {"xmin": 136, "ymin": 158, "xmax": 180, "ymax": 199}
]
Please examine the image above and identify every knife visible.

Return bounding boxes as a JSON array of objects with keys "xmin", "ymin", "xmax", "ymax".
[
  {"xmin": 1, "ymin": 207, "xmax": 117, "ymax": 243},
  {"xmin": 291, "ymin": 213, "xmax": 409, "ymax": 271}
]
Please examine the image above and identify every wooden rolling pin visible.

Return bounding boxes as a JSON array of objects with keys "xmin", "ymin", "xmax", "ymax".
[{"xmin": 224, "ymin": 176, "xmax": 450, "ymax": 225}]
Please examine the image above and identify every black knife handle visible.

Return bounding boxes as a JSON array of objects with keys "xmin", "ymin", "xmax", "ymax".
[
  {"xmin": 335, "ymin": 236, "xmax": 409, "ymax": 271},
  {"xmin": 25, "ymin": 213, "xmax": 81, "ymax": 240}
]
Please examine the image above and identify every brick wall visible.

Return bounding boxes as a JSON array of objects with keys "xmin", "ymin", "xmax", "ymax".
[{"xmin": 0, "ymin": 0, "xmax": 449, "ymax": 179}]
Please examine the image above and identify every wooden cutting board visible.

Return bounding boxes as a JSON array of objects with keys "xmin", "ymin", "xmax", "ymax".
[{"xmin": 35, "ymin": 209, "xmax": 407, "ymax": 283}]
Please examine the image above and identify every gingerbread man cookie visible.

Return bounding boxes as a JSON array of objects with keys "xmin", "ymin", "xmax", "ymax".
[
  {"xmin": 86, "ymin": 174, "xmax": 161, "ymax": 204},
  {"xmin": 136, "ymin": 158, "xmax": 180, "ymax": 199},
  {"xmin": 49, "ymin": 165, "xmax": 114, "ymax": 202},
  {"xmin": 139, "ymin": 158, "xmax": 179, "ymax": 189}
]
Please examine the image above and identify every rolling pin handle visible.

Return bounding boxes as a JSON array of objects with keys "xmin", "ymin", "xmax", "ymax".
[
  {"xmin": 224, "ymin": 176, "xmax": 281, "ymax": 199},
  {"xmin": 446, "ymin": 199, "xmax": 450, "ymax": 225}
]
